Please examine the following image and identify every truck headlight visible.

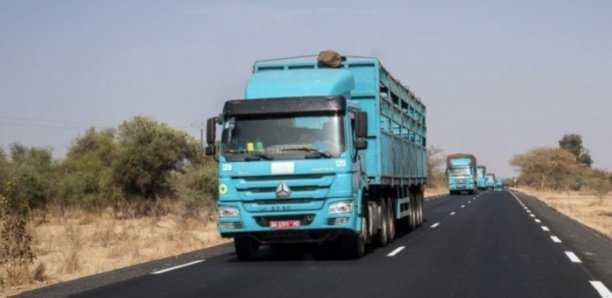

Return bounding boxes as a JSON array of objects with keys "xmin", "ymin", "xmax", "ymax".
[
  {"xmin": 328, "ymin": 201, "xmax": 353, "ymax": 214},
  {"xmin": 218, "ymin": 206, "xmax": 240, "ymax": 218}
]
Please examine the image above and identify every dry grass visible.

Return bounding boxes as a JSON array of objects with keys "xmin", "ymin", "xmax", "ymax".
[
  {"xmin": 425, "ymin": 186, "xmax": 448, "ymax": 198},
  {"xmin": 516, "ymin": 187, "xmax": 612, "ymax": 239},
  {"xmin": 1, "ymin": 203, "xmax": 228, "ymax": 297}
]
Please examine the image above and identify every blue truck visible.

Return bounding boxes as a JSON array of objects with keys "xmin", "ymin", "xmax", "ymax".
[
  {"xmin": 446, "ymin": 154, "xmax": 477, "ymax": 195},
  {"xmin": 485, "ymin": 173, "xmax": 496, "ymax": 189},
  {"xmin": 476, "ymin": 165, "xmax": 487, "ymax": 190},
  {"xmin": 494, "ymin": 177, "xmax": 505, "ymax": 191},
  {"xmin": 205, "ymin": 50, "xmax": 427, "ymax": 260}
]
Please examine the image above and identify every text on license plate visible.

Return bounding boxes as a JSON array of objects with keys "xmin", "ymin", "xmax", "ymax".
[{"xmin": 270, "ymin": 220, "xmax": 300, "ymax": 229}]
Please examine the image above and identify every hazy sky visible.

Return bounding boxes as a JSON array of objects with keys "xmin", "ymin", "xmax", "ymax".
[{"xmin": 1, "ymin": 0, "xmax": 611, "ymax": 177}]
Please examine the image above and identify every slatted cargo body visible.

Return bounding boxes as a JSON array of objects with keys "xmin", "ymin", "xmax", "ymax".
[{"xmin": 252, "ymin": 56, "xmax": 427, "ymax": 187}]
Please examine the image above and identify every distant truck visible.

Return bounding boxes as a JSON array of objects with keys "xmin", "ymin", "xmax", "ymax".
[
  {"xmin": 494, "ymin": 177, "xmax": 505, "ymax": 191},
  {"xmin": 485, "ymin": 173, "xmax": 496, "ymax": 189},
  {"xmin": 476, "ymin": 165, "xmax": 487, "ymax": 190},
  {"xmin": 446, "ymin": 154, "xmax": 477, "ymax": 195},
  {"xmin": 206, "ymin": 50, "xmax": 427, "ymax": 260}
]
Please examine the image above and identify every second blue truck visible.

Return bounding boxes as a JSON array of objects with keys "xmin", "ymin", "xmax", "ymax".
[{"xmin": 446, "ymin": 153, "xmax": 477, "ymax": 195}]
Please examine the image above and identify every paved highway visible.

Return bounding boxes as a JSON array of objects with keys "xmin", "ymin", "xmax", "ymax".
[{"xmin": 19, "ymin": 190, "xmax": 612, "ymax": 298}]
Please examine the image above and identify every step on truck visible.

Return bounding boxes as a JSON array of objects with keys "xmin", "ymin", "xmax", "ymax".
[
  {"xmin": 446, "ymin": 154, "xmax": 477, "ymax": 195},
  {"xmin": 205, "ymin": 50, "xmax": 427, "ymax": 260},
  {"xmin": 476, "ymin": 165, "xmax": 487, "ymax": 190}
]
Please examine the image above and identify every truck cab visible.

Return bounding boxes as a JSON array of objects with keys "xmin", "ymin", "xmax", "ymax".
[
  {"xmin": 476, "ymin": 165, "xmax": 487, "ymax": 190},
  {"xmin": 485, "ymin": 173, "xmax": 496, "ymax": 189},
  {"xmin": 446, "ymin": 154, "xmax": 477, "ymax": 195}
]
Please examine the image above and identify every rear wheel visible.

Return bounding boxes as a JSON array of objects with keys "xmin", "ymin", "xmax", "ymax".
[
  {"xmin": 373, "ymin": 199, "xmax": 389, "ymax": 247},
  {"xmin": 386, "ymin": 197, "xmax": 395, "ymax": 243},
  {"xmin": 408, "ymin": 191, "xmax": 417, "ymax": 231},
  {"xmin": 416, "ymin": 190, "xmax": 424, "ymax": 226},
  {"xmin": 234, "ymin": 236, "xmax": 259, "ymax": 261}
]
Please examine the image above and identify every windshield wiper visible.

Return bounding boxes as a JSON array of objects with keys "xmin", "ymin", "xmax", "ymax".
[
  {"xmin": 281, "ymin": 147, "xmax": 332, "ymax": 158},
  {"xmin": 244, "ymin": 152, "xmax": 274, "ymax": 161}
]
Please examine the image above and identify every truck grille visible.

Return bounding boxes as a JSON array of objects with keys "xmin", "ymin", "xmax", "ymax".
[{"xmin": 232, "ymin": 174, "xmax": 335, "ymax": 201}]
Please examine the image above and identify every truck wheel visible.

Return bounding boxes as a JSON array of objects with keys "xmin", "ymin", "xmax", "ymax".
[
  {"xmin": 417, "ymin": 190, "xmax": 424, "ymax": 226},
  {"xmin": 408, "ymin": 191, "xmax": 417, "ymax": 231},
  {"xmin": 234, "ymin": 236, "xmax": 259, "ymax": 261},
  {"xmin": 373, "ymin": 199, "xmax": 389, "ymax": 247},
  {"xmin": 386, "ymin": 197, "xmax": 396, "ymax": 243},
  {"xmin": 342, "ymin": 209, "xmax": 367, "ymax": 259}
]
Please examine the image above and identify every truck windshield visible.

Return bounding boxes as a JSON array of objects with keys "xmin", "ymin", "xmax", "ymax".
[
  {"xmin": 448, "ymin": 168, "xmax": 471, "ymax": 176},
  {"xmin": 221, "ymin": 113, "xmax": 345, "ymax": 161}
]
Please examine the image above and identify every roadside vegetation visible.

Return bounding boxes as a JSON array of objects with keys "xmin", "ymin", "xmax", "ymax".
[
  {"xmin": 425, "ymin": 145, "xmax": 448, "ymax": 197},
  {"xmin": 511, "ymin": 133, "xmax": 612, "ymax": 239},
  {"xmin": 0, "ymin": 116, "xmax": 221, "ymax": 297}
]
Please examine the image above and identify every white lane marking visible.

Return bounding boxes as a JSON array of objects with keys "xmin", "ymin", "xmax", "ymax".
[
  {"xmin": 387, "ymin": 246, "xmax": 405, "ymax": 257},
  {"xmin": 590, "ymin": 281, "xmax": 612, "ymax": 298},
  {"xmin": 461, "ymin": 205, "xmax": 465, "ymax": 208},
  {"xmin": 450, "ymin": 211, "xmax": 456, "ymax": 215},
  {"xmin": 151, "ymin": 260, "xmax": 205, "ymax": 275},
  {"xmin": 430, "ymin": 222, "xmax": 440, "ymax": 228},
  {"xmin": 526, "ymin": 210, "xmax": 532, "ymax": 213},
  {"xmin": 468, "ymin": 201, "xmax": 472, "ymax": 204},
  {"xmin": 565, "ymin": 251, "xmax": 582, "ymax": 263},
  {"xmin": 550, "ymin": 236, "xmax": 562, "ymax": 243},
  {"xmin": 530, "ymin": 214, "xmax": 536, "ymax": 218},
  {"xmin": 535, "ymin": 219, "xmax": 541, "ymax": 223},
  {"xmin": 541, "ymin": 226, "xmax": 550, "ymax": 232}
]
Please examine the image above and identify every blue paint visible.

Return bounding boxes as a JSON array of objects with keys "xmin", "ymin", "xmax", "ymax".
[{"xmin": 214, "ymin": 54, "xmax": 427, "ymax": 245}]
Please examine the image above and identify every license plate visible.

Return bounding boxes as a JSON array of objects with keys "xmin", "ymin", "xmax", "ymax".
[{"xmin": 270, "ymin": 220, "xmax": 300, "ymax": 229}]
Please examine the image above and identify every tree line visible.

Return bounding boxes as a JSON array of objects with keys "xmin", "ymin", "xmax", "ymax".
[
  {"xmin": 511, "ymin": 134, "xmax": 611, "ymax": 194},
  {"xmin": 1, "ymin": 116, "xmax": 217, "ymax": 212}
]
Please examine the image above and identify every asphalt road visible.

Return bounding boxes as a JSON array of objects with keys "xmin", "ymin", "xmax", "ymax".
[{"xmin": 18, "ymin": 190, "xmax": 612, "ymax": 298}]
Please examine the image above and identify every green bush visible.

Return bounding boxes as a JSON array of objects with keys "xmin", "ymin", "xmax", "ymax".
[
  {"xmin": 7, "ymin": 144, "xmax": 55, "ymax": 208},
  {"xmin": 170, "ymin": 160, "xmax": 217, "ymax": 216},
  {"xmin": 113, "ymin": 116, "xmax": 203, "ymax": 199},
  {"xmin": 57, "ymin": 128, "xmax": 121, "ymax": 209}
]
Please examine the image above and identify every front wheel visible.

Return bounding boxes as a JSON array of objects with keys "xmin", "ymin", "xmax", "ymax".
[
  {"xmin": 342, "ymin": 206, "xmax": 368, "ymax": 259},
  {"xmin": 234, "ymin": 236, "xmax": 259, "ymax": 261}
]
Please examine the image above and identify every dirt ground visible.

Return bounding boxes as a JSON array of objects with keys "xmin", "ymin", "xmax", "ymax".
[
  {"xmin": 515, "ymin": 188, "xmax": 612, "ymax": 239},
  {"xmin": 1, "ymin": 206, "xmax": 229, "ymax": 297}
]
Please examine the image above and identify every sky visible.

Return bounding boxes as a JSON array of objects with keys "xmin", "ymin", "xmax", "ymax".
[{"xmin": 1, "ymin": 0, "xmax": 611, "ymax": 177}]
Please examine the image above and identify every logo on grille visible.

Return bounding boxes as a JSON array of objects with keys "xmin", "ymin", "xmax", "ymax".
[{"xmin": 276, "ymin": 182, "xmax": 291, "ymax": 199}]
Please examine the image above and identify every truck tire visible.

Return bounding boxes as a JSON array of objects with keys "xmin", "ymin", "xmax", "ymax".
[
  {"xmin": 416, "ymin": 190, "xmax": 424, "ymax": 226},
  {"xmin": 386, "ymin": 197, "xmax": 395, "ymax": 243},
  {"xmin": 342, "ymin": 208, "xmax": 367, "ymax": 259},
  {"xmin": 234, "ymin": 236, "xmax": 259, "ymax": 261},
  {"xmin": 408, "ymin": 191, "xmax": 417, "ymax": 231},
  {"xmin": 372, "ymin": 199, "xmax": 389, "ymax": 247},
  {"xmin": 341, "ymin": 218, "xmax": 368, "ymax": 259}
]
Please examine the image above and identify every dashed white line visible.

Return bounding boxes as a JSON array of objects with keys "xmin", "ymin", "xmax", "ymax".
[
  {"xmin": 468, "ymin": 201, "xmax": 472, "ymax": 204},
  {"xmin": 526, "ymin": 210, "xmax": 532, "ymax": 213},
  {"xmin": 530, "ymin": 214, "xmax": 536, "ymax": 218},
  {"xmin": 450, "ymin": 211, "xmax": 456, "ymax": 215},
  {"xmin": 430, "ymin": 222, "xmax": 440, "ymax": 228},
  {"xmin": 564, "ymin": 251, "xmax": 582, "ymax": 263},
  {"xmin": 590, "ymin": 281, "xmax": 612, "ymax": 298},
  {"xmin": 461, "ymin": 205, "xmax": 465, "ymax": 208},
  {"xmin": 541, "ymin": 226, "xmax": 550, "ymax": 232},
  {"xmin": 550, "ymin": 236, "xmax": 562, "ymax": 243},
  {"xmin": 387, "ymin": 246, "xmax": 405, "ymax": 257},
  {"xmin": 534, "ymin": 219, "xmax": 541, "ymax": 223},
  {"xmin": 151, "ymin": 260, "xmax": 205, "ymax": 275}
]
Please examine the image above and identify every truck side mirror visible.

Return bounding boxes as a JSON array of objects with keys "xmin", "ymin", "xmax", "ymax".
[
  {"xmin": 355, "ymin": 111, "xmax": 368, "ymax": 138},
  {"xmin": 354, "ymin": 111, "xmax": 368, "ymax": 150},
  {"xmin": 206, "ymin": 117, "xmax": 218, "ymax": 156}
]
